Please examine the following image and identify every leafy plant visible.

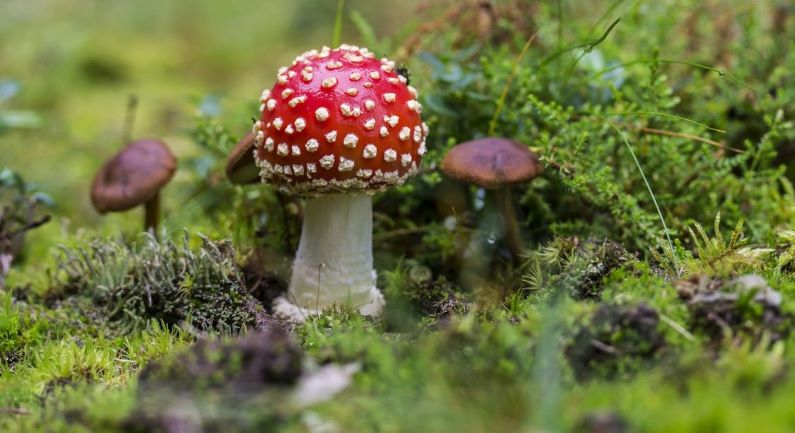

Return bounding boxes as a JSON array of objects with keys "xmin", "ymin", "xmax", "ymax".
[{"xmin": 684, "ymin": 213, "xmax": 772, "ymax": 277}]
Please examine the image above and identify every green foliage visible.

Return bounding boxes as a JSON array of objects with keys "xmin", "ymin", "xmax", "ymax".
[
  {"xmin": 50, "ymin": 233, "xmax": 262, "ymax": 334},
  {"xmin": 685, "ymin": 213, "xmax": 773, "ymax": 277},
  {"xmin": 7, "ymin": 1, "xmax": 795, "ymax": 432},
  {"xmin": 0, "ymin": 80, "xmax": 42, "ymax": 135},
  {"xmin": 522, "ymin": 237, "xmax": 635, "ymax": 301}
]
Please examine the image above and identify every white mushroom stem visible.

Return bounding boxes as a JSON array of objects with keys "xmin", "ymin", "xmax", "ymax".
[{"xmin": 273, "ymin": 194, "xmax": 384, "ymax": 320}]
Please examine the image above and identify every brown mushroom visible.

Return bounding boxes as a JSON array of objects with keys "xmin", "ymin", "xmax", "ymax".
[
  {"xmin": 91, "ymin": 139, "xmax": 177, "ymax": 232},
  {"xmin": 225, "ymin": 132, "xmax": 260, "ymax": 185},
  {"xmin": 441, "ymin": 137, "xmax": 542, "ymax": 262}
]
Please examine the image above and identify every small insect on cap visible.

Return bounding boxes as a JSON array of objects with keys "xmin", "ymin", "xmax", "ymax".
[
  {"xmin": 91, "ymin": 139, "xmax": 177, "ymax": 213},
  {"xmin": 253, "ymin": 45, "xmax": 428, "ymax": 196}
]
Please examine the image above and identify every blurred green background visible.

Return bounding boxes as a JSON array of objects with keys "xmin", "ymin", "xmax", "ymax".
[{"xmin": 0, "ymin": 0, "xmax": 420, "ymax": 232}]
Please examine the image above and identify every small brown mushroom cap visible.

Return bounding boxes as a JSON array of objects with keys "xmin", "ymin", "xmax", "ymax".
[
  {"xmin": 91, "ymin": 139, "xmax": 177, "ymax": 213},
  {"xmin": 441, "ymin": 137, "xmax": 542, "ymax": 188},
  {"xmin": 225, "ymin": 132, "xmax": 260, "ymax": 185}
]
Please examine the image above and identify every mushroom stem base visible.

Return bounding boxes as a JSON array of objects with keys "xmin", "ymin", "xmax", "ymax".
[
  {"xmin": 275, "ymin": 194, "xmax": 382, "ymax": 321},
  {"xmin": 272, "ymin": 286, "xmax": 385, "ymax": 323}
]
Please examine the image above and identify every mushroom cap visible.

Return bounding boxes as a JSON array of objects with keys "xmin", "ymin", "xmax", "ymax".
[
  {"xmin": 253, "ymin": 44, "xmax": 428, "ymax": 196},
  {"xmin": 441, "ymin": 138, "xmax": 542, "ymax": 188},
  {"xmin": 91, "ymin": 139, "xmax": 177, "ymax": 213},
  {"xmin": 225, "ymin": 132, "xmax": 260, "ymax": 185}
]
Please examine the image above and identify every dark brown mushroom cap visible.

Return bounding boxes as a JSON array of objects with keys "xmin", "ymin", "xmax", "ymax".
[
  {"xmin": 91, "ymin": 139, "xmax": 177, "ymax": 213},
  {"xmin": 441, "ymin": 138, "xmax": 542, "ymax": 188},
  {"xmin": 225, "ymin": 132, "xmax": 260, "ymax": 185}
]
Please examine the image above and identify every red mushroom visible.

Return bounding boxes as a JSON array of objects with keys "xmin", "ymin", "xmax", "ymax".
[{"xmin": 253, "ymin": 45, "xmax": 428, "ymax": 321}]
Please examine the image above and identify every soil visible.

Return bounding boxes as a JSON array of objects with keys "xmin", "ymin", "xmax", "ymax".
[{"xmin": 566, "ymin": 302, "xmax": 666, "ymax": 381}]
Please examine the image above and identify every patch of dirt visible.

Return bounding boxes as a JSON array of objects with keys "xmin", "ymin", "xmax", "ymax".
[
  {"xmin": 575, "ymin": 411, "xmax": 630, "ymax": 433},
  {"xmin": 571, "ymin": 239, "xmax": 636, "ymax": 301},
  {"xmin": 240, "ymin": 250, "xmax": 289, "ymax": 308},
  {"xmin": 127, "ymin": 324, "xmax": 303, "ymax": 433},
  {"xmin": 385, "ymin": 271, "xmax": 472, "ymax": 331},
  {"xmin": 676, "ymin": 274, "xmax": 792, "ymax": 346},
  {"xmin": 138, "ymin": 325, "xmax": 303, "ymax": 395},
  {"xmin": 566, "ymin": 302, "xmax": 666, "ymax": 381}
]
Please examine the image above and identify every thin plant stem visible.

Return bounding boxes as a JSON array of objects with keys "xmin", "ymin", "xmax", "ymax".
[
  {"xmin": 609, "ymin": 122, "xmax": 679, "ymax": 274},
  {"xmin": 564, "ymin": 17, "xmax": 621, "ymax": 79},
  {"xmin": 638, "ymin": 126, "xmax": 743, "ymax": 153},
  {"xmin": 605, "ymin": 110, "xmax": 726, "ymax": 133},
  {"xmin": 488, "ymin": 32, "xmax": 538, "ymax": 135},
  {"xmin": 332, "ymin": 0, "xmax": 346, "ymax": 47},
  {"xmin": 592, "ymin": 58, "xmax": 757, "ymax": 92},
  {"xmin": 122, "ymin": 94, "xmax": 138, "ymax": 146}
]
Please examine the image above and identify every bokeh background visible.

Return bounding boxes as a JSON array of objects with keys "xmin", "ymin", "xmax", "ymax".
[{"xmin": 0, "ymin": 0, "xmax": 421, "ymax": 233}]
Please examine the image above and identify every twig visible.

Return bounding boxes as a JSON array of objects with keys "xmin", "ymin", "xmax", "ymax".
[
  {"xmin": 638, "ymin": 127, "xmax": 743, "ymax": 154},
  {"xmin": 659, "ymin": 314, "xmax": 696, "ymax": 342},
  {"xmin": 1, "ymin": 215, "xmax": 51, "ymax": 240},
  {"xmin": 0, "ymin": 407, "xmax": 31, "ymax": 416},
  {"xmin": 373, "ymin": 227, "xmax": 429, "ymax": 241}
]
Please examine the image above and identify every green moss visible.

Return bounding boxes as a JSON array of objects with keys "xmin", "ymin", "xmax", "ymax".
[{"xmin": 46, "ymin": 233, "xmax": 264, "ymax": 335}]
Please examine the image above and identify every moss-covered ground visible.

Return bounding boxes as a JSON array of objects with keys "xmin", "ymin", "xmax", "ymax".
[{"xmin": 3, "ymin": 1, "xmax": 795, "ymax": 431}]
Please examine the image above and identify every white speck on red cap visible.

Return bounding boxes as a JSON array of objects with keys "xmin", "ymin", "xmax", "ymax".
[
  {"xmin": 344, "ymin": 134, "xmax": 359, "ymax": 148},
  {"xmin": 305, "ymin": 139, "xmax": 319, "ymax": 152},
  {"xmin": 338, "ymin": 157, "xmax": 354, "ymax": 172},
  {"xmin": 320, "ymin": 154, "xmax": 335, "ymax": 169},
  {"xmin": 277, "ymin": 143, "xmax": 289, "ymax": 156},
  {"xmin": 384, "ymin": 149, "xmax": 397, "ymax": 162},
  {"xmin": 322, "ymin": 77, "xmax": 338, "ymax": 88},
  {"xmin": 399, "ymin": 127, "xmax": 410, "ymax": 141},
  {"xmin": 325, "ymin": 130, "xmax": 338, "ymax": 143},
  {"xmin": 289, "ymin": 95, "xmax": 307, "ymax": 108},
  {"xmin": 315, "ymin": 107, "xmax": 330, "ymax": 121},
  {"xmin": 363, "ymin": 144, "xmax": 377, "ymax": 159}
]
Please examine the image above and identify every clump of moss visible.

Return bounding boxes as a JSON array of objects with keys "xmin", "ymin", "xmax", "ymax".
[
  {"xmin": 127, "ymin": 324, "xmax": 302, "ymax": 433},
  {"xmin": 565, "ymin": 302, "xmax": 667, "ymax": 381},
  {"xmin": 523, "ymin": 238, "xmax": 636, "ymax": 301},
  {"xmin": 575, "ymin": 412, "xmax": 630, "ymax": 433},
  {"xmin": 47, "ymin": 233, "xmax": 265, "ymax": 334},
  {"xmin": 138, "ymin": 325, "xmax": 302, "ymax": 395},
  {"xmin": 382, "ymin": 262, "xmax": 471, "ymax": 329},
  {"xmin": 677, "ymin": 275, "xmax": 791, "ymax": 346}
]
